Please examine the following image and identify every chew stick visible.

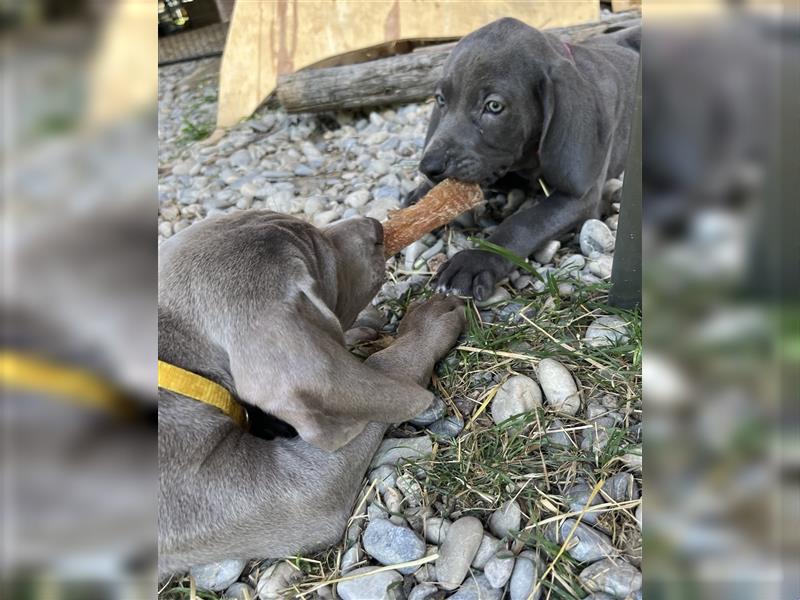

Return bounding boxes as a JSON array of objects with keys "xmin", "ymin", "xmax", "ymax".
[{"xmin": 382, "ymin": 179, "xmax": 483, "ymax": 257}]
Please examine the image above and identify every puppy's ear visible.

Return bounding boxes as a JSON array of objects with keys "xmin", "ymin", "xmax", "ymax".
[
  {"xmin": 227, "ymin": 286, "xmax": 434, "ymax": 452},
  {"xmin": 537, "ymin": 57, "xmax": 612, "ymax": 197},
  {"xmin": 423, "ymin": 102, "xmax": 442, "ymax": 149}
]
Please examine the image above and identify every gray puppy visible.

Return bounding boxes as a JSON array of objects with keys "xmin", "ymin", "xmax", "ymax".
[
  {"xmin": 158, "ymin": 211, "xmax": 465, "ymax": 575},
  {"xmin": 406, "ymin": 17, "xmax": 640, "ymax": 300}
]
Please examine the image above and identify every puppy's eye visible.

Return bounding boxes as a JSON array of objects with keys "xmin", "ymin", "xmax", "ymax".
[
  {"xmin": 485, "ymin": 100, "xmax": 504, "ymax": 114},
  {"xmin": 435, "ymin": 93, "xmax": 446, "ymax": 107}
]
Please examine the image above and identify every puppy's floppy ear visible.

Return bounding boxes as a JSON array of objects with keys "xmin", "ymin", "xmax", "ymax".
[
  {"xmin": 537, "ymin": 48, "xmax": 612, "ymax": 197},
  {"xmin": 227, "ymin": 283, "xmax": 434, "ymax": 452},
  {"xmin": 423, "ymin": 102, "xmax": 442, "ymax": 149}
]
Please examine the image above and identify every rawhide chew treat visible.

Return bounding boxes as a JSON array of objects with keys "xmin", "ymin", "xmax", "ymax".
[{"xmin": 382, "ymin": 179, "xmax": 483, "ymax": 257}]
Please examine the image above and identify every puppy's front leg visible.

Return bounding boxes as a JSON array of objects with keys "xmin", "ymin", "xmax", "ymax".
[
  {"xmin": 365, "ymin": 295, "xmax": 465, "ymax": 386},
  {"xmin": 195, "ymin": 297, "xmax": 465, "ymax": 563},
  {"xmin": 436, "ymin": 190, "xmax": 600, "ymax": 300}
]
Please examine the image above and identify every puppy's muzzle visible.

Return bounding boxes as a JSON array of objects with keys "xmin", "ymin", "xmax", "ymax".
[{"xmin": 419, "ymin": 151, "xmax": 449, "ymax": 183}]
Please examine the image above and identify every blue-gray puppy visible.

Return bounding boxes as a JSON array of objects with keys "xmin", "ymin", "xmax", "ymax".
[{"xmin": 158, "ymin": 211, "xmax": 465, "ymax": 574}]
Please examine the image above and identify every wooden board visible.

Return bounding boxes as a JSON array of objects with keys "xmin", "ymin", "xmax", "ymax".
[
  {"xmin": 86, "ymin": 0, "xmax": 157, "ymax": 126},
  {"xmin": 216, "ymin": 0, "xmax": 598, "ymax": 130},
  {"xmin": 610, "ymin": 0, "xmax": 642, "ymax": 12}
]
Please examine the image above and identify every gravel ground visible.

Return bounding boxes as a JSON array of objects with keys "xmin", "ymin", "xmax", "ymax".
[{"xmin": 159, "ymin": 59, "xmax": 642, "ymax": 600}]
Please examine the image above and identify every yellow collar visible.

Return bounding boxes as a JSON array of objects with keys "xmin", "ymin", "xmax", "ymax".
[
  {"xmin": 157, "ymin": 360, "xmax": 248, "ymax": 429},
  {"xmin": 1, "ymin": 350, "xmax": 137, "ymax": 418}
]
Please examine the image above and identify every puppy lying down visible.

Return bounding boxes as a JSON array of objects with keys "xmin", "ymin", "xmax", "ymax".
[{"xmin": 158, "ymin": 211, "xmax": 466, "ymax": 575}]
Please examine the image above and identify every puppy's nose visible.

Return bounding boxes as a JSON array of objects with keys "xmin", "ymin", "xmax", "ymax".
[{"xmin": 420, "ymin": 152, "xmax": 449, "ymax": 182}]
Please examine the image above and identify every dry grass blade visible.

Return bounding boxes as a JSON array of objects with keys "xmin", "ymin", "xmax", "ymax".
[{"xmin": 529, "ymin": 479, "xmax": 605, "ymax": 600}]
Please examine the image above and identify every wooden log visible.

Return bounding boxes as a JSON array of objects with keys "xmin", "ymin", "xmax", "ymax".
[
  {"xmin": 276, "ymin": 12, "xmax": 640, "ymax": 113},
  {"xmin": 382, "ymin": 180, "xmax": 483, "ymax": 257}
]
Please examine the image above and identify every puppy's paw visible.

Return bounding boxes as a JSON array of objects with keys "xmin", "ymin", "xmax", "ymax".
[
  {"xmin": 434, "ymin": 250, "xmax": 512, "ymax": 302},
  {"xmin": 397, "ymin": 295, "xmax": 466, "ymax": 360},
  {"xmin": 402, "ymin": 181, "xmax": 433, "ymax": 207}
]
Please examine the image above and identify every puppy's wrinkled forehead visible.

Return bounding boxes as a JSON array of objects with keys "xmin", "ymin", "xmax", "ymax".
[
  {"xmin": 160, "ymin": 211, "xmax": 338, "ymax": 311},
  {"xmin": 444, "ymin": 17, "xmax": 548, "ymax": 89}
]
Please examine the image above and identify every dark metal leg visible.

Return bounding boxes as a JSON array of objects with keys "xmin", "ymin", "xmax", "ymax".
[{"xmin": 609, "ymin": 60, "xmax": 642, "ymax": 310}]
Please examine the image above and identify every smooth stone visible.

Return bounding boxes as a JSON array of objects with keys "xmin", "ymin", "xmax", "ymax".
[
  {"xmin": 537, "ymin": 358, "xmax": 580, "ymax": 416},
  {"xmin": 588, "ymin": 253, "xmax": 613, "ymax": 279},
  {"xmin": 374, "ymin": 185, "xmax": 401, "ymax": 203},
  {"xmin": 491, "ymin": 375, "xmax": 542, "ymax": 425},
  {"xmin": 579, "ymin": 558, "xmax": 642, "ymax": 598},
  {"xmin": 383, "ymin": 487, "xmax": 404, "ymax": 515},
  {"xmin": 370, "ymin": 465, "xmax": 397, "ymax": 494},
  {"xmin": 364, "ymin": 198, "xmax": 399, "ymax": 221},
  {"xmin": 294, "ymin": 164, "xmax": 314, "ymax": 176},
  {"xmin": 471, "ymin": 533, "xmax": 502, "ymax": 569},
  {"xmin": 514, "ymin": 275, "xmax": 534, "ymax": 290},
  {"xmin": 313, "ymin": 209, "xmax": 340, "ymax": 227},
  {"xmin": 370, "ymin": 436, "xmax": 433, "ymax": 468},
  {"xmin": 448, "ymin": 573, "xmax": 502, "ymax": 600},
  {"xmin": 427, "ymin": 413, "xmax": 464, "ymax": 438},
  {"xmin": 362, "ymin": 519, "xmax": 426, "ymax": 574},
  {"xmin": 413, "ymin": 545, "xmax": 439, "ymax": 583},
  {"xmin": 158, "ymin": 221, "xmax": 173, "ymax": 237},
  {"xmin": 585, "ymin": 595, "xmax": 616, "ymax": 600},
  {"xmin": 602, "ymin": 472, "xmax": 640, "ymax": 503},
  {"xmin": 559, "ymin": 254, "xmax": 586, "ymax": 272},
  {"xmin": 346, "ymin": 521, "xmax": 363, "ymax": 547},
  {"xmin": 546, "ymin": 418, "xmax": 572, "ymax": 448},
  {"xmin": 403, "ymin": 240, "xmax": 428, "ymax": 271},
  {"xmin": 557, "ymin": 282, "xmax": 575, "ymax": 297},
  {"xmin": 405, "ymin": 505, "xmax": 433, "ymax": 533},
  {"xmin": 533, "ymin": 240, "xmax": 560, "ymax": 265},
  {"xmin": 229, "ymin": 149, "xmax": 252, "ymax": 168},
  {"xmin": 545, "ymin": 519, "xmax": 616, "ymax": 563},
  {"xmin": 407, "ymin": 583, "xmax": 438, "ymax": 600},
  {"xmin": 621, "ymin": 446, "xmax": 642, "ymax": 472},
  {"xmin": 336, "ymin": 567, "xmax": 403, "ymax": 600},
  {"xmin": 584, "ymin": 316, "xmax": 630, "ymax": 347},
  {"xmin": 341, "ymin": 545, "xmax": 363, "ymax": 574},
  {"xmin": 396, "ymin": 474, "xmax": 424, "ymax": 507},
  {"xmin": 190, "ymin": 559, "xmax": 247, "ymax": 591},
  {"xmin": 635, "ymin": 505, "xmax": 642, "ymax": 529},
  {"xmin": 579, "ymin": 219, "xmax": 615, "ymax": 256},
  {"xmin": 256, "ymin": 561, "xmax": 303, "ymax": 599},
  {"xmin": 222, "ymin": 582, "xmax": 256, "ymax": 600},
  {"xmin": 409, "ymin": 396, "xmax": 447, "ymax": 427},
  {"xmin": 424, "ymin": 517, "xmax": 451, "ymax": 544},
  {"xmin": 488, "ymin": 500, "xmax": 522, "ymax": 538},
  {"xmin": 475, "ymin": 287, "xmax": 511, "ymax": 308},
  {"xmin": 581, "ymin": 271, "xmax": 603, "ymax": 285},
  {"xmin": 509, "ymin": 550, "xmax": 541, "ymax": 600},
  {"xmin": 605, "ymin": 214, "xmax": 619, "ymax": 230},
  {"xmin": 368, "ymin": 503, "xmax": 389, "ymax": 521},
  {"xmin": 171, "ymin": 160, "xmax": 194, "ymax": 176},
  {"xmin": 420, "ymin": 239, "xmax": 444, "ymax": 261},
  {"xmin": 160, "ymin": 204, "xmax": 180, "ymax": 220},
  {"xmin": 566, "ymin": 480, "xmax": 602, "ymax": 525},
  {"xmin": 484, "ymin": 551, "xmax": 516, "ymax": 588},
  {"xmin": 436, "ymin": 516, "xmax": 484, "ymax": 590},
  {"xmin": 345, "ymin": 189, "xmax": 370, "ymax": 208}
]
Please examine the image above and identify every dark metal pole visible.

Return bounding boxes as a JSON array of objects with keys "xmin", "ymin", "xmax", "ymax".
[{"xmin": 609, "ymin": 59, "xmax": 642, "ymax": 310}]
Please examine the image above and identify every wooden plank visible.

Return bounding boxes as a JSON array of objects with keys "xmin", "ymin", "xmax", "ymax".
[
  {"xmin": 611, "ymin": 0, "xmax": 642, "ymax": 12},
  {"xmin": 276, "ymin": 13, "xmax": 640, "ymax": 113},
  {"xmin": 216, "ymin": 0, "xmax": 598, "ymax": 129}
]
